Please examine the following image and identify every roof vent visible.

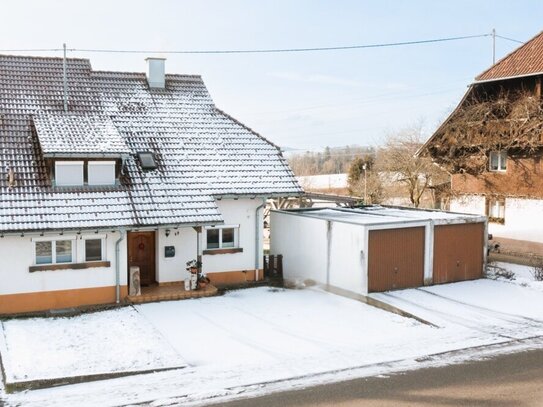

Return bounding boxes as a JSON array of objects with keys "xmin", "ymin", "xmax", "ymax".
[{"xmin": 146, "ymin": 57, "xmax": 166, "ymax": 89}]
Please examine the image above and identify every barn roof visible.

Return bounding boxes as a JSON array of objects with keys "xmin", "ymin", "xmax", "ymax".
[
  {"xmin": 0, "ymin": 54, "xmax": 302, "ymax": 232},
  {"xmin": 476, "ymin": 31, "xmax": 543, "ymax": 81}
]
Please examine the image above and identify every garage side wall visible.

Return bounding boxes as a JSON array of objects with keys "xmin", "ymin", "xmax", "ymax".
[
  {"xmin": 270, "ymin": 212, "xmax": 328, "ymax": 286},
  {"xmin": 328, "ymin": 221, "xmax": 367, "ymax": 295}
]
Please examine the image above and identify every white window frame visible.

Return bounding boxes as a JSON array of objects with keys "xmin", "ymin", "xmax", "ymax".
[
  {"xmin": 88, "ymin": 161, "xmax": 116, "ymax": 186},
  {"xmin": 82, "ymin": 235, "xmax": 107, "ymax": 262},
  {"xmin": 487, "ymin": 198, "xmax": 505, "ymax": 223},
  {"xmin": 204, "ymin": 225, "xmax": 240, "ymax": 250},
  {"xmin": 55, "ymin": 161, "xmax": 84, "ymax": 186},
  {"xmin": 32, "ymin": 236, "xmax": 77, "ymax": 266},
  {"xmin": 489, "ymin": 151, "xmax": 507, "ymax": 172}
]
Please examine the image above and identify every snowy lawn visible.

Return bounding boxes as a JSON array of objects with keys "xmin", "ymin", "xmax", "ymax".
[
  {"xmin": 488, "ymin": 261, "xmax": 543, "ymax": 293},
  {"xmin": 2, "ymin": 277, "xmax": 543, "ymax": 406},
  {"xmin": 0, "ymin": 307, "xmax": 186, "ymax": 385}
]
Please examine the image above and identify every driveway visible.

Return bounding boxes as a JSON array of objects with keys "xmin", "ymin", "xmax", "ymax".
[{"xmin": 370, "ymin": 279, "xmax": 543, "ymax": 340}]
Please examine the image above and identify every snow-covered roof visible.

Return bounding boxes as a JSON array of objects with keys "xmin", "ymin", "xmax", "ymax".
[
  {"xmin": 275, "ymin": 206, "xmax": 485, "ymax": 226},
  {"xmin": 33, "ymin": 112, "xmax": 131, "ymax": 157},
  {"xmin": 0, "ymin": 55, "xmax": 302, "ymax": 232}
]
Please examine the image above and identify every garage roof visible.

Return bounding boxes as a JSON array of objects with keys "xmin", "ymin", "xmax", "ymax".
[{"xmin": 275, "ymin": 206, "xmax": 485, "ymax": 226}]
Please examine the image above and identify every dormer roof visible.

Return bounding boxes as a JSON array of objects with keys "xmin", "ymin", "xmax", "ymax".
[{"xmin": 33, "ymin": 112, "xmax": 131, "ymax": 158}]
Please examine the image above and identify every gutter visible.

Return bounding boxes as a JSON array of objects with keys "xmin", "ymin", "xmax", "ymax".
[
  {"xmin": 114, "ymin": 229, "xmax": 126, "ymax": 304},
  {"xmin": 255, "ymin": 198, "xmax": 267, "ymax": 281}
]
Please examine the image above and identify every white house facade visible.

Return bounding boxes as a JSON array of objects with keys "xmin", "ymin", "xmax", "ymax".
[{"xmin": 0, "ymin": 55, "xmax": 301, "ymax": 314}]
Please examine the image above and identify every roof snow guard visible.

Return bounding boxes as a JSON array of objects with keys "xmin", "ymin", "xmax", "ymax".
[{"xmin": 33, "ymin": 112, "xmax": 131, "ymax": 157}]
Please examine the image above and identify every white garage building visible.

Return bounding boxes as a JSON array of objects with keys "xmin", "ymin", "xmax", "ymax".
[{"xmin": 270, "ymin": 206, "xmax": 487, "ymax": 295}]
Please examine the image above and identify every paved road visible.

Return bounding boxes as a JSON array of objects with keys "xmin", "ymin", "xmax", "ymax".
[{"xmin": 217, "ymin": 347, "xmax": 543, "ymax": 407}]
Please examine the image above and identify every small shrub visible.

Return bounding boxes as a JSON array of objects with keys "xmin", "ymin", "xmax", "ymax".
[
  {"xmin": 531, "ymin": 259, "xmax": 543, "ymax": 281},
  {"xmin": 485, "ymin": 262, "xmax": 515, "ymax": 280}
]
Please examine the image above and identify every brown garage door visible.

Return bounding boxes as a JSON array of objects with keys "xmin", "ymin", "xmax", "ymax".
[
  {"xmin": 368, "ymin": 227, "xmax": 425, "ymax": 292},
  {"xmin": 433, "ymin": 223, "xmax": 484, "ymax": 284}
]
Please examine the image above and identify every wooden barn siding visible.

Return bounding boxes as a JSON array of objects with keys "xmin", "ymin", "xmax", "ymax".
[{"xmin": 452, "ymin": 155, "xmax": 543, "ymax": 198}]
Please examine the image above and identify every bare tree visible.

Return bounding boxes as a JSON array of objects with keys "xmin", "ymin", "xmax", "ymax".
[{"xmin": 378, "ymin": 124, "xmax": 449, "ymax": 208}]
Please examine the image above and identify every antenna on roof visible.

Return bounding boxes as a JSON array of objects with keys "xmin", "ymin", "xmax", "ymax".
[
  {"xmin": 63, "ymin": 43, "xmax": 68, "ymax": 112},
  {"xmin": 492, "ymin": 28, "xmax": 496, "ymax": 64}
]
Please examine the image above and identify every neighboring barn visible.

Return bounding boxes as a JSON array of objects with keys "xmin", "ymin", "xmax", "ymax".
[
  {"xmin": 419, "ymin": 30, "xmax": 543, "ymax": 256},
  {"xmin": 270, "ymin": 206, "xmax": 486, "ymax": 294}
]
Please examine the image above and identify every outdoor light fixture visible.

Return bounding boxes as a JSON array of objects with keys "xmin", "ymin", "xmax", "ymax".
[{"xmin": 165, "ymin": 229, "xmax": 170, "ymax": 237}]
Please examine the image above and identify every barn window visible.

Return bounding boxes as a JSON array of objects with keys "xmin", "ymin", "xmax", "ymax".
[
  {"xmin": 487, "ymin": 198, "xmax": 505, "ymax": 224},
  {"xmin": 489, "ymin": 151, "xmax": 507, "ymax": 172}
]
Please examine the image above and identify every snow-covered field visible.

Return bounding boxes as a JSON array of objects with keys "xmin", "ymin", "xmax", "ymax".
[
  {"xmin": 0, "ymin": 307, "xmax": 186, "ymax": 385},
  {"xmin": 1, "ymin": 263, "xmax": 542, "ymax": 406}
]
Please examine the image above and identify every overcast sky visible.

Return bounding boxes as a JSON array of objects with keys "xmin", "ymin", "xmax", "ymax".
[{"xmin": 2, "ymin": 1, "xmax": 542, "ymax": 151}]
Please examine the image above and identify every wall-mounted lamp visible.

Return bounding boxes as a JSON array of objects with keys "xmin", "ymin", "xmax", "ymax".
[{"xmin": 165, "ymin": 229, "xmax": 170, "ymax": 237}]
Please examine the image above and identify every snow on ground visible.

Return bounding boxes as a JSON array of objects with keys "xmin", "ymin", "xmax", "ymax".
[
  {"xmin": 1, "ymin": 275, "xmax": 543, "ymax": 406},
  {"xmin": 0, "ymin": 307, "xmax": 186, "ymax": 384},
  {"xmin": 489, "ymin": 261, "xmax": 543, "ymax": 293}
]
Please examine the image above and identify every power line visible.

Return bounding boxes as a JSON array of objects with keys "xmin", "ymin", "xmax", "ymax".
[
  {"xmin": 495, "ymin": 34, "xmax": 524, "ymax": 44},
  {"xmin": 0, "ymin": 33, "xmax": 492, "ymax": 55}
]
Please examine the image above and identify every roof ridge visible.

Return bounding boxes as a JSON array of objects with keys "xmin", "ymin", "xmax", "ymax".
[
  {"xmin": 475, "ymin": 30, "xmax": 543, "ymax": 81},
  {"xmin": 0, "ymin": 53, "xmax": 90, "ymax": 63}
]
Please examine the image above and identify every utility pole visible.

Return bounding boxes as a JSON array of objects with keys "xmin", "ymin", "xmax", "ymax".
[
  {"xmin": 363, "ymin": 163, "xmax": 367, "ymax": 204},
  {"xmin": 492, "ymin": 28, "xmax": 496, "ymax": 64},
  {"xmin": 63, "ymin": 43, "xmax": 68, "ymax": 113}
]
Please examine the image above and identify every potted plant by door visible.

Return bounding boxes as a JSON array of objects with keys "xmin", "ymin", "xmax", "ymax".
[
  {"xmin": 197, "ymin": 271, "xmax": 211, "ymax": 289},
  {"xmin": 186, "ymin": 259, "xmax": 201, "ymax": 274},
  {"xmin": 186, "ymin": 259, "xmax": 202, "ymax": 290}
]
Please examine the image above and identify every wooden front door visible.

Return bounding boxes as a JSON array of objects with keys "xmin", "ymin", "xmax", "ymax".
[{"xmin": 128, "ymin": 231, "xmax": 156, "ymax": 286}]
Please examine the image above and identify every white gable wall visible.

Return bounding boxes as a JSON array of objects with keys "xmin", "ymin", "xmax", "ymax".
[
  {"xmin": 156, "ymin": 198, "xmax": 263, "ymax": 283},
  {"xmin": 203, "ymin": 198, "xmax": 262, "ymax": 273},
  {"xmin": 451, "ymin": 194, "xmax": 543, "ymax": 243}
]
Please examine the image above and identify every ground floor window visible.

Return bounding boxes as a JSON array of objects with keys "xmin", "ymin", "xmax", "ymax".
[
  {"xmin": 84, "ymin": 238, "xmax": 104, "ymax": 261},
  {"xmin": 205, "ymin": 225, "xmax": 239, "ymax": 250},
  {"xmin": 34, "ymin": 239, "xmax": 75, "ymax": 265},
  {"xmin": 487, "ymin": 197, "xmax": 505, "ymax": 224}
]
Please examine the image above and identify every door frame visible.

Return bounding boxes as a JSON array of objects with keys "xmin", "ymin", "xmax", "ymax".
[{"xmin": 127, "ymin": 230, "xmax": 157, "ymax": 286}]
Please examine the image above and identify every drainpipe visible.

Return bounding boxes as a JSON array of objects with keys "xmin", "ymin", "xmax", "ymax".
[
  {"xmin": 115, "ymin": 229, "xmax": 126, "ymax": 304},
  {"xmin": 255, "ymin": 198, "xmax": 267, "ymax": 281}
]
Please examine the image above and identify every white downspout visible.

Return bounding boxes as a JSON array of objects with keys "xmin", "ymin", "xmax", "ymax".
[
  {"xmin": 255, "ymin": 198, "xmax": 267, "ymax": 281},
  {"xmin": 115, "ymin": 229, "xmax": 126, "ymax": 304}
]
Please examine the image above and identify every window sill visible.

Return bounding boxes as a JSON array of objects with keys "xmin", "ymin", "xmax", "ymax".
[
  {"xmin": 488, "ymin": 217, "xmax": 505, "ymax": 225},
  {"xmin": 203, "ymin": 248, "xmax": 243, "ymax": 255},
  {"xmin": 29, "ymin": 261, "xmax": 111, "ymax": 273}
]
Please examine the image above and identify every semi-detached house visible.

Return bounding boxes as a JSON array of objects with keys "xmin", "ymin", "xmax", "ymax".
[{"xmin": 0, "ymin": 54, "xmax": 301, "ymax": 314}]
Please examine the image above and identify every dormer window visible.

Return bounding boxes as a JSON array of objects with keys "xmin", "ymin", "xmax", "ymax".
[
  {"xmin": 55, "ymin": 161, "xmax": 84, "ymax": 186},
  {"xmin": 54, "ymin": 160, "xmax": 117, "ymax": 187},
  {"xmin": 88, "ymin": 161, "xmax": 116, "ymax": 186},
  {"xmin": 489, "ymin": 151, "xmax": 507, "ymax": 172},
  {"xmin": 138, "ymin": 152, "xmax": 157, "ymax": 170}
]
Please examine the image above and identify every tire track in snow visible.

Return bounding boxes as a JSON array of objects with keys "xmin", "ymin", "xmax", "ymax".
[
  {"xmin": 416, "ymin": 288, "xmax": 543, "ymax": 326},
  {"xmin": 378, "ymin": 292, "xmax": 531, "ymax": 340}
]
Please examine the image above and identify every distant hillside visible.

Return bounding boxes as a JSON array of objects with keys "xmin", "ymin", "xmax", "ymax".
[{"xmin": 287, "ymin": 145, "xmax": 375, "ymax": 176}]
